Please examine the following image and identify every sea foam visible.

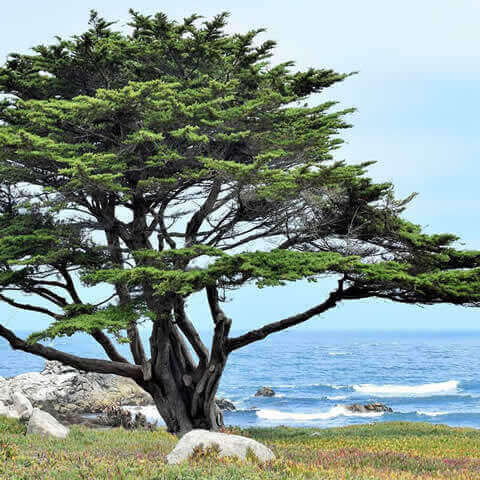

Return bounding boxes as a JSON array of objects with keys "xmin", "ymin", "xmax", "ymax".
[
  {"xmin": 353, "ymin": 380, "xmax": 459, "ymax": 397},
  {"xmin": 416, "ymin": 410, "xmax": 449, "ymax": 417},
  {"xmin": 256, "ymin": 406, "xmax": 384, "ymax": 421}
]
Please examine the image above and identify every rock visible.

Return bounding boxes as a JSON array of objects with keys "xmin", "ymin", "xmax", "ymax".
[
  {"xmin": 255, "ymin": 386, "xmax": 275, "ymax": 397},
  {"xmin": 12, "ymin": 391, "xmax": 33, "ymax": 420},
  {"xmin": 6, "ymin": 407, "xmax": 20, "ymax": 419},
  {"xmin": 344, "ymin": 402, "xmax": 393, "ymax": 413},
  {"xmin": 0, "ymin": 401, "xmax": 9, "ymax": 416},
  {"xmin": 166, "ymin": 429, "xmax": 275, "ymax": 464},
  {"xmin": 27, "ymin": 408, "xmax": 69, "ymax": 438},
  {"xmin": 2, "ymin": 361, "xmax": 153, "ymax": 414},
  {"xmin": 215, "ymin": 398, "xmax": 236, "ymax": 411},
  {"xmin": 0, "ymin": 378, "xmax": 11, "ymax": 405}
]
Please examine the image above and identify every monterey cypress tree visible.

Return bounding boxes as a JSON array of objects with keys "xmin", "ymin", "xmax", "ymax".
[{"xmin": 0, "ymin": 11, "xmax": 479, "ymax": 435}]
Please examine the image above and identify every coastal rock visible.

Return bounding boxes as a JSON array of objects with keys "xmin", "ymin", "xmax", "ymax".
[
  {"xmin": 166, "ymin": 429, "xmax": 275, "ymax": 464},
  {"xmin": 0, "ymin": 401, "xmax": 8, "ymax": 416},
  {"xmin": 215, "ymin": 398, "xmax": 236, "ymax": 411},
  {"xmin": 0, "ymin": 378, "xmax": 11, "ymax": 404},
  {"xmin": 2, "ymin": 361, "xmax": 152, "ymax": 413},
  {"xmin": 12, "ymin": 391, "xmax": 33, "ymax": 420},
  {"xmin": 255, "ymin": 386, "xmax": 275, "ymax": 397},
  {"xmin": 27, "ymin": 408, "xmax": 69, "ymax": 438},
  {"xmin": 344, "ymin": 402, "xmax": 393, "ymax": 413}
]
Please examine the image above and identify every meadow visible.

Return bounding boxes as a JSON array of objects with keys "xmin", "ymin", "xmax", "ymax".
[{"xmin": 1, "ymin": 417, "xmax": 480, "ymax": 479}]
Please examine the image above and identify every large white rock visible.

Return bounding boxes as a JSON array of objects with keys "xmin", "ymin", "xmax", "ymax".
[
  {"xmin": 0, "ymin": 377, "xmax": 11, "ymax": 405},
  {"xmin": 166, "ymin": 429, "xmax": 275, "ymax": 464},
  {"xmin": 0, "ymin": 401, "xmax": 20, "ymax": 419},
  {"xmin": 0, "ymin": 401, "xmax": 9, "ymax": 416},
  {"xmin": 12, "ymin": 391, "xmax": 33, "ymax": 420},
  {"xmin": 26, "ymin": 408, "xmax": 69, "ymax": 438},
  {"xmin": 2, "ymin": 361, "xmax": 152, "ymax": 413}
]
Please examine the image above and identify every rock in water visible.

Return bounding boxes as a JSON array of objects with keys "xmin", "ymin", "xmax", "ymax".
[
  {"xmin": 344, "ymin": 402, "xmax": 393, "ymax": 413},
  {"xmin": 166, "ymin": 429, "xmax": 275, "ymax": 464},
  {"xmin": 215, "ymin": 398, "xmax": 236, "ymax": 411},
  {"xmin": 255, "ymin": 386, "xmax": 275, "ymax": 397},
  {"xmin": 27, "ymin": 408, "xmax": 69, "ymax": 438},
  {"xmin": 12, "ymin": 391, "xmax": 33, "ymax": 420}
]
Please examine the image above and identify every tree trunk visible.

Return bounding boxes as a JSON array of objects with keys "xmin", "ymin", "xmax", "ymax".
[
  {"xmin": 142, "ymin": 368, "xmax": 225, "ymax": 436},
  {"xmin": 144, "ymin": 318, "xmax": 227, "ymax": 436},
  {"xmin": 148, "ymin": 382, "xmax": 224, "ymax": 436}
]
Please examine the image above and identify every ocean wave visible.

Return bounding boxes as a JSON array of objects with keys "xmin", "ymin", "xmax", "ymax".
[
  {"xmin": 326, "ymin": 395, "xmax": 349, "ymax": 400},
  {"xmin": 256, "ymin": 406, "xmax": 384, "ymax": 421},
  {"xmin": 353, "ymin": 380, "xmax": 459, "ymax": 397},
  {"xmin": 274, "ymin": 383, "xmax": 348, "ymax": 390},
  {"xmin": 416, "ymin": 410, "xmax": 449, "ymax": 417},
  {"xmin": 328, "ymin": 352, "xmax": 350, "ymax": 356}
]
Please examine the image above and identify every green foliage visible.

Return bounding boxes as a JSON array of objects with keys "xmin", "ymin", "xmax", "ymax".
[
  {"xmin": 0, "ymin": 9, "xmax": 478, "ymax": 345},
  {"xmin": 27, "ymin": 303, "xmax": 143, "ymax": 343}
]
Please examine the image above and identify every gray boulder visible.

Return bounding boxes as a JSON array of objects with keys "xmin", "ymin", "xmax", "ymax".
[
  {"xmin": 0, "ymin": 400, "xmax": 21, "ymax": 419},
  {"xmin": 0, "ymin": 401, "xmax": 9, "ymax": 416},
  {"xmin": 2, "ymin": 361, "xmax": 152, "ymax": 414},
  {"xmin": 255, "ymin": 386, "xmax": 275, "ymax": 397},
  {"xmin": 166, "ymin": 429, "xmax": 275, "ymax": 464},
  {"xmin": 12, "ymin": 391, "xmax": 33, "ymax": 420},
  {"xmin": 26, "ymin": 408, "xmax": 69, "ymax": 438}
]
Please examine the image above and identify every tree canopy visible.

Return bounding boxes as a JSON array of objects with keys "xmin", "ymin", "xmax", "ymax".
[{"xmin": 0, "ymin": 10, "xmax": 479, "ymax": 434}]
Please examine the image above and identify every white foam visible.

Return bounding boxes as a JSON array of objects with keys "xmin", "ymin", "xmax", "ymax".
[
  {"xmin": 416, "ymin": 410, "xmax": 449, "ymax": 417},
  {"xmin": 256, "ymin": 406, "xmax": 384, "ymax": 421},
  {"xmin": 353, "ymin": 380, "xmax": 459, "ymax": 397},
  {"xmin": 328, "ymin": 352, "xmax": 349, "ymax": 356},
  {"xmin": 326, "ymin": 395, "xmax": 348, "ymax": 400}
]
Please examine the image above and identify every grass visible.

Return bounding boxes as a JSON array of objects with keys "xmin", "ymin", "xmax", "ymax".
[{"xmin": 1, "ymin": 417, "xmax": 480, "ymax": 479}]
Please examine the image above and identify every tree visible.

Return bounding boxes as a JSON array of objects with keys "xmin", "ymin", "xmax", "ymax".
[{"xmin": 0, "ymin": 10, "xmax": 479, "ymax": 435}]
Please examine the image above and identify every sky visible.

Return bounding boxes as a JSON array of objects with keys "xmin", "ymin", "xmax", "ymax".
[{"xmin": 0, "ymin": 0, "xmax": 479, "ymax": 332}]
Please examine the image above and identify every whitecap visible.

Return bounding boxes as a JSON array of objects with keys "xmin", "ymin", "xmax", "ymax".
[
  {"xmin": 353, "ymin": 380, "xmax": 459, "ymax": 397},
  {"xmin": 256, "ymin": 406, "xmax": 384, "ymax": 421},
  {"xmin": 326, "ymin": 395, "xmax": 348, "ymax": 400},
  {"xmin": 416, "ymin": 410, "xmax": 449, "ymax": 417},
  {"xmin": 328, "ymin": 352, "xmax": 350, "ymax": 356}
]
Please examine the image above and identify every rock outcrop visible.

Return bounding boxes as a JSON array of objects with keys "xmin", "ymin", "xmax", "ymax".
[
  {"xmin": 166, "ymin": 429, "xmax": 275, "ymax": 464},
  {"xmin": 255, "ymin": 386, "xmax": 275, "ymax": 397},
  {"xmin": 344, "ymin": 402, "xmax": 393, "ymax": 413},
  {"xmin": 27, "ymin": 408, "xmax": 69, "ymax": 438},
  {"xmin": 12, "ymin": 391, "xmax": 33, "ymax": 420},
  {"xmin": 0, "ymin": 361, "xmax": 152, "ymax": 414},
  {"xmin": 215, "ymin": 398, "xmax": 236, "ymax": 411}
]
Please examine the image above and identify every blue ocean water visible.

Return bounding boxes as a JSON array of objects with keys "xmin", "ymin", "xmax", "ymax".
[{"xmin": 2, "ymin": 330, "xmax": 480, "ymax": 429}]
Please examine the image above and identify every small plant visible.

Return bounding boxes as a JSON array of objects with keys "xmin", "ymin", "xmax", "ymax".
[
  {"xmin": 0, "ymin": 442, "xmax": 18, "ymax": 462},
  {"xmin": 189, "ymin": 443, "xmax": 221, "ymax": 462}
]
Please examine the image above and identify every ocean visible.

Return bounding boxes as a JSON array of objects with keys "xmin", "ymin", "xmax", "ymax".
[{"xmin": 1, "ymin": 329, "xmax": 480, "ymax": 429}]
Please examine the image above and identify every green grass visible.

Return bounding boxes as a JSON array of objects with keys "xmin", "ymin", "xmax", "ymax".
[{"xmin": 2, "ymin": 418, "xmax": 480, "ymax": 479}]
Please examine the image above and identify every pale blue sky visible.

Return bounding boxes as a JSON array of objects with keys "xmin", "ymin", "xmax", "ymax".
[{"xmin": 1, "ymin": 1, "xmax": 479, "ymax": 332}]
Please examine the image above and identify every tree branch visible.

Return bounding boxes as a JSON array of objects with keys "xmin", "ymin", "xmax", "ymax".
[
  {"xmin": 0, "ymin": 324, "xmax": 142, "ymax": 380},
  {"xmin": 227, "ymin": 282, "xmax": 345, "ymax": 352},
  {"xmin": 0, "ymin": 293, "xmax": 61, "ymax": 319},
  {"xmin": 90, "ymin": 329, "xmax": 131, "ymax": 364},
  {"xmin": 173, "ymin": 296, "xmax": 209, "ymax": 367},
  {"xmin": 185, "ymin": 181, "xmax": 222, "ymax": 247}
]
